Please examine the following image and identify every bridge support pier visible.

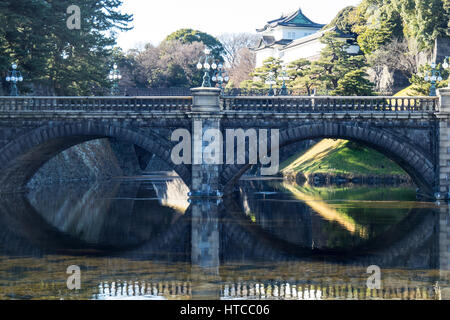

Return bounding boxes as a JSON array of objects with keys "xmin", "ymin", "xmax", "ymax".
[
  {"xmin": 189, "ymin": 88, "xmax": 222, "ymax": 198},
  {"xmin": 190, "ymin": 199, "xmax": 221, "ymax": 299},
  {"xmin": 437, "ymin": 88, "xmax": 450, "ymax": 199}
]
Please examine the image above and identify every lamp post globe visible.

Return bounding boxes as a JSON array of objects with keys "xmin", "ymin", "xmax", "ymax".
[
  {"xmin": 278, "ymin": 67, "xmax": 290, "ymax": 96},
  {"xmin": 108, "ymin": 63, "xmax": 122, "ymax": 96},
  {"xmin": 265, "ymin": 72, "xmax": 276, "ymax": 96},
  {"xmin": 443, "ymin": 56, "xmax": 450, "ymax": 88},
  {"xmin": 197, "ymin": 47, "xmax": 219, "ymax": 88},
  {"xmin": 5, "ymin": 63, "xmax": 23, "ymax": 96},
  {"xmin": 210, "ymin": 61, "xmax": 229, "ymax": 94},
  {"xmin": 424, "ymin": 62, "xmax": 443, "ymax": 96}
]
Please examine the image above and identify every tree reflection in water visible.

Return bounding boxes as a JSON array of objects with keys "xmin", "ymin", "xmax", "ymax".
[{"xmin": 0, "ymin": 176, "xmax": 448, "ymax": 300}]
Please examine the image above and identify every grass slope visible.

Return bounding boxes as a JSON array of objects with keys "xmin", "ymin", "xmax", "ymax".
[
  {"xmin": 280, "ymin": 86, "xmax": 420, "ymax": 177},
  {"xmin": 394, "ymin": 85, "xmax": 418, "ymax": 97},
  {"xmin": 281, "ymin": 139, "xmax": 407, "ymax": 176}
]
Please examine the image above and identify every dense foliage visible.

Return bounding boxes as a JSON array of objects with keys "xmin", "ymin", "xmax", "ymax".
[
  {"xmin": 352, "ymin": 0, "xmax": 448, "ymax": 54},
  {"xmin": 116, "ymin": 29, "xmax": 227, "ymax": 89},
  {"xmin": 0, "ymin": 0, "xmax": 132, "ymax": 95},
  {"xmin": 165, "ymin": 28, "xmax": 225, "ymax": 61},
  {"xmin": 118, "ymin": 40, "xmax": 206, "ymax": 89}
]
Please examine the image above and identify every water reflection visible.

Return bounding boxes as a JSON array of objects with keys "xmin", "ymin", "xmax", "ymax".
[
  {"xmin": 238, "ymin": 181, "xmax": 425, "ymax": 252},
  {"xmin": 0, "ymin": 175, "xmax": 448, "ymax": 300}
]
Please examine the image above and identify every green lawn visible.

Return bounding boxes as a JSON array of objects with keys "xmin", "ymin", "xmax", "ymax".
[
  {"xmin": 282, "ymin": 139, "xmax": 407, "ymax": 176},
  {"xmin": 394, "ymin": 85, "xmax": 417, "ymax": 97}
]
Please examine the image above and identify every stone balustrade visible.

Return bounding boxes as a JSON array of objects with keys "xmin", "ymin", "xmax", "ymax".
[
  {"xmin": 0, "ymin": 96, "xmax": 193, "ymax": 112},
  {"xmin": 223, "ymin": 96, "xmax": 439, "ymax": 112}
]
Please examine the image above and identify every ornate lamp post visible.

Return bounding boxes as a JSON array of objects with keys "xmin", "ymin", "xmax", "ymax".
[
  {"xmin": 196, "ymin": 48, "xmax": 218, "ymax": 87},
  {"xmin": 5, "ymin": 63, "xmax": 23, "ymax": 96},
  {"xmin": 108, "ymin": 63, "xmax": 122, "ymax": 96},
  {"xmin": 265, "ymin": 72, "xmax": 276, "ymax": 96},
  {"xmin": 278, "ymin": 67, "xmax": 290, "ymax": 96},
  {"xmin": 424, "ymin": 62, "xmax": 443, "ymax": 96},
  {"xmin": 211, "ymin": 62, "xmax": 229, "ymax": 93},
  {"xmin": 443, "ymin": 56, "xmax": 450, "ymax": 88}
]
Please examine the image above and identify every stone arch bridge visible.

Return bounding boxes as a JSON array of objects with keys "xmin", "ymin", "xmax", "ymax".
[{"xmin": 0, "ymin": 87, "xmax": 449, "ymax": 199}]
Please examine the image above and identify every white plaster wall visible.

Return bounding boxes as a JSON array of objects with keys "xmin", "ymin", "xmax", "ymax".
[
  {"xmin": 281, "ymin": 40, "xmax": 326, "ymax": 64},
  {"xmin": 256, "ymin": 48, "xmax": 276, "ymax": 67},
  {"xmin": 281, "ymin": 27, "xmax": 320, "ymax": 40}
]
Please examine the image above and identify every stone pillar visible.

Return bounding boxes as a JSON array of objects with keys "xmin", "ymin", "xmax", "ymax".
[
  {"xmin": 190, "ymin": 199, "xmax": 221, "ymax": 299},
  {"xmin": 438, "ymin": 206, "xmax": 450, "ymax": 299},
  {"xmin": 190, "ymin": 87, "xmax": 222, "ymax": 197},
  {"xmin": 436, "ymin": 88, "xmax": 450, "ymax": 299},
  {"xmin": 436, "ymin": 88, "xmax": 450, "ymax": 199}
]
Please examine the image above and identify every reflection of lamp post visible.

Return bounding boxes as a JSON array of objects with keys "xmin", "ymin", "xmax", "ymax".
[
  {"xmin": 443, "ymin": 56, "xmax": 450, "ymax": 88},
  {"xmin": 5, "ymin": 63, "xmax": 23, "ymax": 96},
  {"xmin": 265, "ymin": 72, "xmax": 276, "ymax": 96},
  {"xmin": 196, "ymin": 48, "xmax": 218, "ymax": 87},
  {"xmin": 424, "ymin": 62, "xmax": 443, "ymax": 96},
  {"xmin": 278, "ymin": 67, "xmax": 290, "ymax": 96},
  {"xmin": 108, "ymin": 63, "xmax": 122, "ymax": 96},
  {"xmin": 211, "ymin": 62, "xmax": 229, "ymax": 94}
]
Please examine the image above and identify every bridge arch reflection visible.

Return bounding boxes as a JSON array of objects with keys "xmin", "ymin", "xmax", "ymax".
[
  {"xmin": 0, "ymin": 180, "xmax": 190, "ymax": 256},
  {"xmin": 0, "ymin": 179, "xmax": 447, "ymax": 299},
  {"xmin": 0, "ymin": 182, "xmax": 440, "ymax": 269}
]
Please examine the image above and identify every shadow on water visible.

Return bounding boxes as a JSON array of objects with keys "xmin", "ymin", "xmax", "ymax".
[{"xmin": 0, "ymin": 175, "xmax": 448, "ymax": 300}]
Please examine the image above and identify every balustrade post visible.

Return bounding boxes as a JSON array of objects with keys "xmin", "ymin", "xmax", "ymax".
[{"xmin": 436, "ymin": 88, "xmax": 450, "ymax": 199}]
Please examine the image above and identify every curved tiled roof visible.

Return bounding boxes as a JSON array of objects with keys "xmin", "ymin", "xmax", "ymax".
[
  {"xmin": 253, "ymin": 36, "xmax": 294, "ymax": 51},
  {"xmin": 257, "ymin": 8, "xmax": 325, "ymax": 32}
]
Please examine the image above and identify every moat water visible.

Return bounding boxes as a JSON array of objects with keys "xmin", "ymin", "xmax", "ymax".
[{"xmin": 0, "ymin": 173, "xmax": 448, "ymax": 300}]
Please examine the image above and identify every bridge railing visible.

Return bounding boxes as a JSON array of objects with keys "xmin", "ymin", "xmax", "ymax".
[
  {"xmin": 0, "ymin": 96, "xmax": 193, "ymax": 112},
  {"xmin": 222, "ymin": 96, "xmax": 439, "ymax": 113},
  {"xmin": 0, "ymin": 96, "xmax": 440, "ymax": 113}
]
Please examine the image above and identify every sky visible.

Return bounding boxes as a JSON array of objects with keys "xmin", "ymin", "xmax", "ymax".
[{"xmin": 115, "ymin": 0, "xmax": 362, "ymax": 51}]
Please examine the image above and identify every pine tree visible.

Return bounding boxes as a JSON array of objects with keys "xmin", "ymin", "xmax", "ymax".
[
  {"xmin": 313, "ymin": 32, "xmax": 374, "ymax": 95},
  {"xmin": 240, "ymin": 57, "xmax": 283, "ymax": 90},
  {"xmin": 0, "ymin": 0, "xmax": 133, "ymax": 95},
  {"xmin": 334, "ymin": 69, "xmax": 375, "ymax": 96},
  {"xmin": 286, "ymin": 59, "xmax": 318, "ymax": 95}
]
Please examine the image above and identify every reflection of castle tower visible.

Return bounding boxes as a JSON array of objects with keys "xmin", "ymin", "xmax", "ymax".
[{"xmin": 253, "ymin": 7, "xmax": 358, "ymax": 67}]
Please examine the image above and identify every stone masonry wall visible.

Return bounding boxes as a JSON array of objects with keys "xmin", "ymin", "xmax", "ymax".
[{"xmin": 27, "ymin": 139, "xmax": 123, "ymax": 188}]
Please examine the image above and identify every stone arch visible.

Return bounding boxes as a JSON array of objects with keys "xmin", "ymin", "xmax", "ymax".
[
  {"xmin": 0, "ymin": 122, "xmax": 191, "ymax": 193},
  {"xmin": 220, "ymin": 122, "xmax": 435, "ymax": 196}
]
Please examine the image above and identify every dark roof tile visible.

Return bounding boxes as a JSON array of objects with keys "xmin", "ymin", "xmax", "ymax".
[{"xmin": 257, "ymin": 8, "xmax": 325, "ymax": 32}]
